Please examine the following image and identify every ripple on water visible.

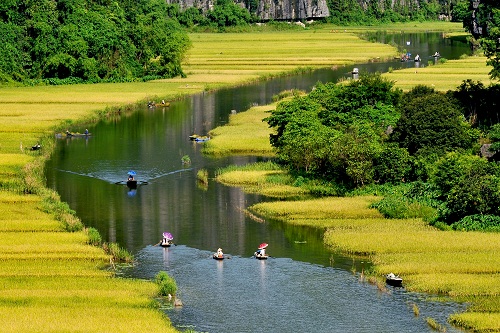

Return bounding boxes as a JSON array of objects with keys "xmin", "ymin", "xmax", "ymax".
[{"xmin": 128, "ymin": 245, "xmax": 466, "ymax": 333}]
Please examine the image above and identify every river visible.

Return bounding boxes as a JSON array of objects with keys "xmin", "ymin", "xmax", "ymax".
[{"xmin": 45, "ymin": 32, "xmax": 470, "ymax": 333}]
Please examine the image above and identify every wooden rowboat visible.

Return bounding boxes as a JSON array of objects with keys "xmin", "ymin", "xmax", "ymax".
[
  {"xmin": 160, "ymin": 239, "xmax": 173, "ymax": 247},
  {"xmin": 254, "ymin": 253, "xmax": 269, "ymax": 260}
]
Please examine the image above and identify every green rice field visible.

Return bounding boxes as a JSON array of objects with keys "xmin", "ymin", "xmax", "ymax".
[{"xmin": 0, "ymin": 21, "xmax": 497, "ymax": 332}]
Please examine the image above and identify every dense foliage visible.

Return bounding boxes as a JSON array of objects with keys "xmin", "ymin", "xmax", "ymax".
[
  {"xmin": 463, "ymin": 0, "xmax": 500, "ymax": 78},
  {"xmin": 0, "ymin": 0, "xmax": 190, "ymax": 84},
  {"xmin": 266, "ymin": 75, "xmax": 500, "ymax": 229},
  {"xmin": 327, "ymin": 0, "xmax": 469, "ymax": 25}
]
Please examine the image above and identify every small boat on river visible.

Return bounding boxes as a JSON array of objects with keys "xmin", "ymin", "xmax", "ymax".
[
  {"xmin": 386, "ymin": 273, "xmax": 403, "ymax": 287},
  {"xmin": 126, "ymin": 180, "xmax": 137, "ymax": 189},
  {"xmin": 255, "ymin": 254, "xmax": 269, "ymax": 260},
  {"xmin": 55, "ymin": 131, "xmax": 91, "ymax": 138},
  {"xmin": 254, "ymin": 242, "xmax": 269, "ymax": 259},
  {"xmin": 127, "ymin": 171, "xmax": 137, "ymax": 189},
  {"xmin": 213, "ymin": 248, "xmax": 224, "ymax": 260},
  {"xmin": 189, "ymin": 134, "xmax": 210, "ymax": 142},
  {"xmin": 160, "ymin": 232, "xmax": 174, "ymax": 247}
]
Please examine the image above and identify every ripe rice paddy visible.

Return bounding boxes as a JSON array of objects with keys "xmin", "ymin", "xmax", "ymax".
[
  {"xmin": 383, "ymin": 55, "xmax": 494, "ymax": 91},
  {"xmin": 0, "ymin": 21, "xmax": 497, "ymax": 332}
]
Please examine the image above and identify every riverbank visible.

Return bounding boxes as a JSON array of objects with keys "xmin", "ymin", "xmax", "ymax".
[{"xmin": 0, "ymin": 23, "xmax": 422, "ymax": 332}]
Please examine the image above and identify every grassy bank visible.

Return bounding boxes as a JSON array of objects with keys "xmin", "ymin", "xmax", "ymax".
[
  {"xmin": 0, "ymin": 23, "xmax": 425, "ymax": 332},
  {"xmin": 249, "ymin": 196, "xmax": 500, "ymax": 331}
]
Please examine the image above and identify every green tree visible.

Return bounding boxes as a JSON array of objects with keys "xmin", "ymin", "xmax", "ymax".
[
  {"xmin": 391, "ymin": 89, "xmax": 476, "ymax": 155},
  {"xmin": 429, "ymin": 152, "xmax": 483, "ymax": 196},
  {"xmin": 206, "ymin": 0, "xmax": 252, "ymax": 28},
  {"xmin": 373, "ymin": 143, "xmax": 413, "ymax": 184},
  {"xmin": 329, "ymin": 124, "xmax": 383, "ymax": 186},
  {"xmin": 488, "ymin": 123, "xmax": 500, "ymax": 154},
  {"xmin": 265, "ymin": 96, "xmax": 323, "ymax": 149},
  {"xmin": 0, "ymin": 0, "xmax": 190, "ymax": 83},
  {"xmin": 451, "ymin": 0, "xmax": 470, "ymax": 21},
  {"xmin": 279, "ymin": 112, "xmax": 337, "ymax": 173},
  {"xmin": 310, "ymin": 74, "xmax": 401, "ymax": 130}
]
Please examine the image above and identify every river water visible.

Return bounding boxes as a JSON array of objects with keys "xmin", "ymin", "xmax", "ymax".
[{"xmin": 45, "ymin": 32, "xmax": 471, "ymax": 333}]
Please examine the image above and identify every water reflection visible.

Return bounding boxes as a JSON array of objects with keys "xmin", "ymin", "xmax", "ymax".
[
  {"xmin": 126, "ymin": 245, "xmax": 465, "ymax": 333},
  {"xmin": 45, "ymin": 32, "xmax": 472, "ymax": 333}
]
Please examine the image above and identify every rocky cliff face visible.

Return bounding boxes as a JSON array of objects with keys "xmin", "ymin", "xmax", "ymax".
[
  {"xmin": 166, "ymin": 0, "xmax": 330, "ymax": 20},
  {"xmin": 251, "ymin": 0, "xmax": 330, "ymax": 20}
]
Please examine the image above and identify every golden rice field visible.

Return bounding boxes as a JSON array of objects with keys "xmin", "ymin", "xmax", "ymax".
[
  {"xmin": 383, "ymin": 55, "xmax": 495, "ymax": 91},
  {"xmin": 0, "ymin": 192, "xmax": 178, "ymax": 332},
  {"xmin": 246, "ymin": 195, "xmax": 500, "ymax": 332},
  {"xmin": 216, "ymin": 169, "xmax": 307, "ymax": 197},
  {"xmin": 204, "ymin": 104, "xmax": 276, "ymax": 156},
  {"xmin": 0, "ymin": 21, "xmax": 496, "ymax": 332}
]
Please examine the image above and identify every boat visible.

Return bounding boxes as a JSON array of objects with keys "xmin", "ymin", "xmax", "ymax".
[
  {"xmin": 213, "ymin": 248, "xmax": 224, "ymax": 260},
  {"xmin": 194, "ymin": 136, "xmax": 210, "ymax": 142},
  {"xmin": 213, "ymin": 253, "xmax": 224, "ymax": 260},
  {"xmin": 386, "ymin": 273, "xmax": 403, "ymax": 287},
  {"xmin": 126, "ymin": 180, "xmax": 137, "ymax": 189},
  {"xmin": 254, "ymin": 242, "xmax": 269, "ymax": 259},
  {"xmin": 160, "ymin": 232, "xmax": 174, "ymax": 247},
  {"xmin": 161, "ymin": 238, "xmax": 174, "ymax": 247},
  {"xmin": 55, "ymin": 132, "xmax": 91, "ymax": 138}
]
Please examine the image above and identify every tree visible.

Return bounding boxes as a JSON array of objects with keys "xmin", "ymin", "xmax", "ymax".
[
  {"xmin": 451, "ymin": 0, "xmax": 470, "ymax": 21},
  {"xmin": 329, "ymin": 124, "xmax": 383, "ymax": 186},
  {"xmin": 310, "ymin": 74, "xmax": 401, "ymax": 130},
  {"xmin": 453, "ymin": 80, "xmax": 500, "ymax": 128},
  {"xmin": 391, "ymin": 88, "xmax": 477, "ymax": 155},
  {"xmin": 0, "ymin": 0, "xmax": 190, "ymax": 83},
  {"xmin": 278, "ymin": 112, "xmax": 337, "ymax": 174},
  {"xmin": 373, "ymin": 143, "xmax": 413, "ymax": 184},
  {"xmin": 265, "ymin": 96, "xmax": 323, "ymax": 149}
]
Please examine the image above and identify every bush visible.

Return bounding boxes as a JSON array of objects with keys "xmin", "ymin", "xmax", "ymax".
[
  {"xmin": 155, "ymin": 271, "xmax": 178, "ymax": 296},
  {"xmin": 87, "ymin": 227, "xmax": 102, "ymax": 246},
  {"xmin": 370, "ymin": 182, "xmax": 439, "ymax": 220},
  {"xmin": 451, "ymin": 214, "xmax": 500, "ymax": 232},
  {"xmin": 103, "ymin": 242, "xmax": 134, "ymax": 263}
]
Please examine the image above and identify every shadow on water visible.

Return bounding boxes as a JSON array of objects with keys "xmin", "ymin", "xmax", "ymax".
[{"xmin": 45, "ymin": 32, "xmax": 471, "ymax": 332}]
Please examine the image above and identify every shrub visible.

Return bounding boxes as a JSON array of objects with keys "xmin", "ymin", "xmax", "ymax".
[
  {"xmin": 87, "ymin": 227, "xmax": 102, "ymax": 246},
  {"xmin": 451, "ymin": 214, "xmax": 500, "ymax": 232},
  {"xmin": 181, "ymin": 155, "xmax": 191, "ymax": 165},
  {"xmin": 197, "ymin": 169, "xmax": 208, "ymax": 185},
  {"xmin": 103, "ymin": 242, "xmax": 134, "ymax": 263},
  {"xmin": 155, "ymin": 271, "xmax": 178, "ymax": 296}
]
